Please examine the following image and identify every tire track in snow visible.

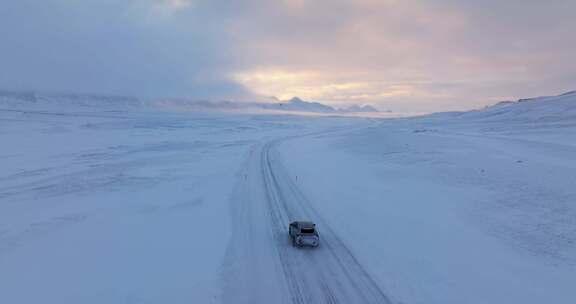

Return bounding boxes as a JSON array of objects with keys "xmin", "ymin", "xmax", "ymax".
[
  {"xmin": 261, "ymin": 139, "xmax": 392, "ymax": 304},
  {"xmin": 261, "ymin": 142, "xmax": 308, "ymax": 304}
]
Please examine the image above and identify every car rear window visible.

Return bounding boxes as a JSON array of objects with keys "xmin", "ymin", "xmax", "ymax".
[{"xmin": 301, "ymin": 228, "xmax": 315, "ymax": 234}]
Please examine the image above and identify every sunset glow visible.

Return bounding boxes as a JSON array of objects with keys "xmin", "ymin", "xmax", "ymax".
[{"xmin": 1, "ymin": 0, "xmax": 575, "ymax": 112}]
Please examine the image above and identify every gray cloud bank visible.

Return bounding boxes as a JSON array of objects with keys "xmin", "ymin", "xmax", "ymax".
[
  {"xmin": 1, "ymin": 0, "xmax": 575, "ymax": 111},
  {"xmin": 0, "ymin": 0, "xmax": 249, "ymax": 99}
]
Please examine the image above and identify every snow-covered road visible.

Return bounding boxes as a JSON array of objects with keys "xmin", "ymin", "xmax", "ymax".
[{"xmin": 222, "ymin": 135, "xmax": 391, "ymax": 304}]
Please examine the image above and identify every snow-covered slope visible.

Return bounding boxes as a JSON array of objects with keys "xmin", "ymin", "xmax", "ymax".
[
  {"xmin": 466, "ymin": 91, "xmax": 576, "ymax": 122},
  {"xmin": 277, "ymin": 90, "xmax": 576, "ymax": 304},
  {"xmin": 1, "ymin": 89, "xmax": 574, "ymax": 304},
  {"xmin": 428, "ymin": 90, "xmax": 576, "ymax": 126}
]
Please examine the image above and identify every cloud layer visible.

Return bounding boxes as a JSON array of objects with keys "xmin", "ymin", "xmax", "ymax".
[
  {"xmin": 0, "ymin": 0, "xmax": 249, "ymax": 99},
  {"xmin": 1, "ymin": 0, "xmax": 575, "ymax": 111},
  {"xmin": 231, "ymin": 0, "xmax": 576, "ymax": 111}
]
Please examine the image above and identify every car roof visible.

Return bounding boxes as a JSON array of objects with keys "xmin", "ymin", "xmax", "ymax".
[{"xmin": 295, "ymin": 221, "xmax": 315, "ymax": 228}]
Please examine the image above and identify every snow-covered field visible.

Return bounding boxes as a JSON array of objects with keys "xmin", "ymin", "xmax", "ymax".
[{"xmin": 1, "ymin": 92, "xmax": 575, "ymax": 303}]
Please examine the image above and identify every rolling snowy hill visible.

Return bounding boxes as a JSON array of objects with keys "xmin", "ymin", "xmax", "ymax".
[{"xmin": 429, "ymin": 90, "xmax": 576, "ymax": 125}]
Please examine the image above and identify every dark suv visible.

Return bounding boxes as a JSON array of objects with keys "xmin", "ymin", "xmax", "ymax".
[{"xmin": 289, "ymin": 221, "xmax": 319, "ymax": 248}]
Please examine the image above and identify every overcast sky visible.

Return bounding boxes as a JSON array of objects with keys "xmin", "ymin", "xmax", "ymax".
[{"xmin": 1, "ymin": 0, "xmax": 575, "ymax": 111}]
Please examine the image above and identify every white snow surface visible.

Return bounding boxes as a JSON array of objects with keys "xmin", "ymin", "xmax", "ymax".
[{"xmin": 1, "ymin": 91, "xmax": 575, "ymax": 303}]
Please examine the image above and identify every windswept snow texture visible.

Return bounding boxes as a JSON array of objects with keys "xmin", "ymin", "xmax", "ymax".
[{"xmin": 1, "ymin": 91, "xmax": 576, "ymax": 303}]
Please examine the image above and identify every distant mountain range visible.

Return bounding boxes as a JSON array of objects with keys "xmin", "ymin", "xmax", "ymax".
[
  {"xmin": 0, "ymin": 90, "xmax": 381, "ymax": 114},
  {"xmin": 255, "ymin": 97, "xmax": 379, "ymax": 113}
]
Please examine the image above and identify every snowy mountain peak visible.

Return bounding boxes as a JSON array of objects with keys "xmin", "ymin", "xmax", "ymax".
[
  {"xmin": 275, "ymin": 97, "xmax": 336, "ymax": 113},
  {"xmin": 283, "ymin": 97, "xmax": 381, "ymax": 113},
  {"xmin": 289, "ymin": 97, "xmax": 305, "ymax": 103}
]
